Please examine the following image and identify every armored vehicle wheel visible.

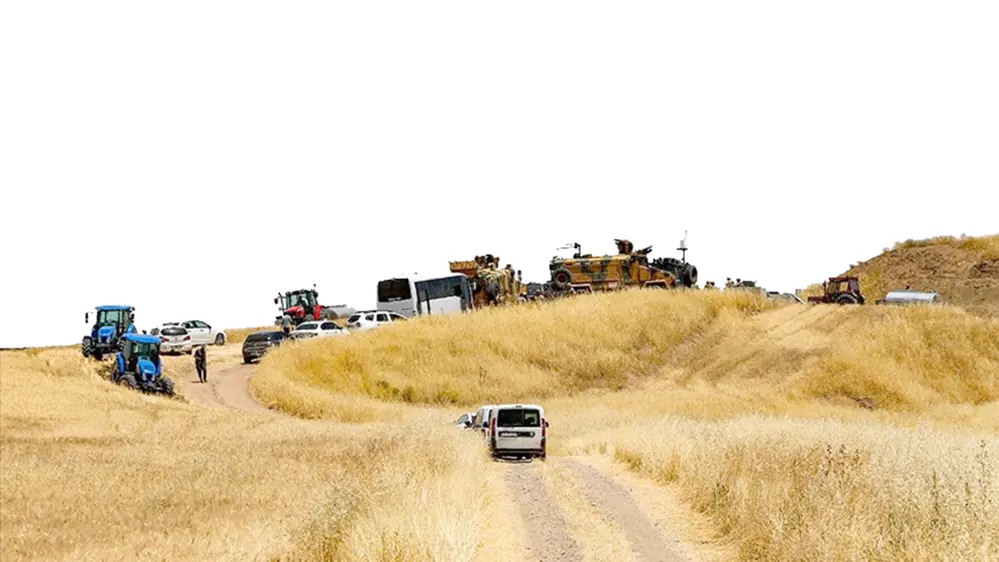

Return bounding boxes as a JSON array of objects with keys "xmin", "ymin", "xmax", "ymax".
[
  {"xmin": 551, "ymin": 268, "xmax": 572, "ymax": 290},
  {"xmin": 836, "ymin": 294, "xmax": 859, "ymax": 305},
  {"xmin": 119, "ymin": 374, "xmax": 138, "ymax": 390},
  {"xmin": 682, "ymin": 264, "xmax": 698, "ymax": 287}
]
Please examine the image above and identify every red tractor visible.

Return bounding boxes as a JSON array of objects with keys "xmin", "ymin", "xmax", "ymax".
[
  {"xmin": 807, "ymin": 276, "xmax": 866, "ymax": 305},
  {"xmin": 274, "ymin": 286, "xmax": 340, "ymax": 327}
]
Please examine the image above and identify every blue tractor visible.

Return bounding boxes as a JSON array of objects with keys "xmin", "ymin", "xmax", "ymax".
[
  {"xmin": 82, "ymin": 305, "xmax": 137, "ymax": 360},
  {"xmin": 111, "ymin": 333, "xmax": 175, "ymax": 396}
]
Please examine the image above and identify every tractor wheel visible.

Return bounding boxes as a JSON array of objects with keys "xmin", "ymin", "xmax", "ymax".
[
  {"xmin": 110, "ymin": 360, "xmax": 121, "ymax": 383},
  {"xmin": 836, "ymin": 294, "xmax": 859, "ymax": 305},
  {"xmin": 214, "ymin": 333, "xmax": 225, "ymax": 346},
  {"xmin": 82, "ymin": 337, "xmax": 93, "ymax": 358},
  {"xmin": 119, "ymin": 374, "xmax": 139, "ymax": 391},
  {"xmin": 93, "ymin": 350, "xmax": 103, "ymax": 362},
  {"xmin": 551, "ymin": 268, "xmax": 572, "ymax": 290},
  {"xmin": 158, "ymin": 377, "xmax": 176, "ymax": 396}
]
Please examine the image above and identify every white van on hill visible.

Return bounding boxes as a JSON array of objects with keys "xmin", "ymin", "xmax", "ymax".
[{"xmin": 487, "ymin": 404, "xmax": 548, "ymax": 461}]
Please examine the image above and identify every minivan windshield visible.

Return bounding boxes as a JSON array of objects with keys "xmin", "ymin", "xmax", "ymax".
[{"xmin": 496, "ymin": 408, "xmax": 540, "ymax": 427}]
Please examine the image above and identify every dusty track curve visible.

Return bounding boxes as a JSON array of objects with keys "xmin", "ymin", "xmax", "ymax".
[{"xmin": 181, "ymin": 363, "xmax": 272, "ymax": 414}]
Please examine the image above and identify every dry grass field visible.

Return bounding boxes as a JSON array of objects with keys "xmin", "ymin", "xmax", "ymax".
[
  {"xmin": 253, "ymin": 288, "xmax": 999, "ymax": 560},
  {"xmin": 0, "ymin": 348, "xmax": 499, "ymax": 561},
  {"xmin": 4, "ymin": 247, "xmax": 999, "ymax": 560}
]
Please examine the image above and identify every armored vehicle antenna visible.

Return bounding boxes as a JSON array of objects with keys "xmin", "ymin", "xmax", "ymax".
[{"xmin": 677, "ymin": 231, "xmax": 689, "ymax": 264}]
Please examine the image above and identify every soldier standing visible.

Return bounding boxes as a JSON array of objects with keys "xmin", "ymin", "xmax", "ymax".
[{"xmin": 194, "ymin": 345, "xmax": 207, "ymax": 383}]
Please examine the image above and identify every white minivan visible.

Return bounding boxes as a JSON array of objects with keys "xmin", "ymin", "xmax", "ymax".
[
  {"xmin": 471, "ymin": 405, "xmax": 496, "ymax": 437},
  {"xmin": 487, "ymin": 404, "xmax": 548, "ymax": 461}
]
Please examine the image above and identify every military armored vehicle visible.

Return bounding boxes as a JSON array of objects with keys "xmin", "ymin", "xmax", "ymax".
[
  {"xmin": 449, "ymin": 254, "xmax": 522, "ymax": 308},
  {"xmin": 547, "ymin": 239, "xmax": 682, "ymax": 294}
]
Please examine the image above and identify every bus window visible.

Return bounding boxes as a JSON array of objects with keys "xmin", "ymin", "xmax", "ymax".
[{"xmin": 377, "ymin": 279, "xmax": 412, "ymax": 302}]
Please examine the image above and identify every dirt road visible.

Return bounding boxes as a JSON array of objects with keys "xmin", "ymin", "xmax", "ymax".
[
  {"xmin": 500, "ymin": 457, "xmax": 703, "ymax": 562},
  {"xmin": 180, "ymin": 362, "xmax": 272, "ymax": 414},
  {"xmin": 175, "ymin": 355, "xmax": 716, "ymax": 561}
]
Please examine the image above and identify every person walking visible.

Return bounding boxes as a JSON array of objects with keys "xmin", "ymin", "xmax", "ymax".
[{"xmin": 194, "ymin": 344, "xmax": 207, "ymax": 383}]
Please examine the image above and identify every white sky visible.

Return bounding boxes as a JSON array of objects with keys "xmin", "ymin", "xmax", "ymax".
[{"xmin": 2, "ymin": 1, "xmax": 997, "ymax": 348}]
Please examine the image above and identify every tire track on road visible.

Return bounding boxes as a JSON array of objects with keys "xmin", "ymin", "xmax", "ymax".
[
  {"xmin": 504, "ymin": 461, "xmax": 583, "ymax": 561},
  {"xmin": 558, "ymin": 458, "xmax": 691, "ymax": 562}
]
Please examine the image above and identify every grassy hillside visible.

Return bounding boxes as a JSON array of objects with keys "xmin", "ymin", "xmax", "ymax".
[
  {"xmin": 801, "ymin": 233, "xmax": 999, "ymax": 317},
  {"xmin": 255, "ymin": 289, "xmax": 999, "ymax": 560},
  {"xmin": 0, "ymin": 347, "xmax": 494, "ymax": 561}
]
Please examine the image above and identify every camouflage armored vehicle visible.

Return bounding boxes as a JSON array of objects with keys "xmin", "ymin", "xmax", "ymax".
[
  {"xmin": 548, "ymin": 239, "xmax": 682, "ymax": 294},
  {"xmin": 448, "ymin": 254, "xmax": 523, "ymax": 308}
]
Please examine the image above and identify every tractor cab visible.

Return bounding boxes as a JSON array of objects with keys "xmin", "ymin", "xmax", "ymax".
[
  {"xmin": 274, "ymin": 286, "xmax": 337, "ymax": 326},
  {"xmin": 112, "ymin": 333, "xmax": 174, "ymax": 395},
  {"xmin": 82, "ymin": 305, "xmax": 137, "ymax": 360},
  {"xmin": 807, "ymin": 276, "xmax": 865, "ymax": 305}
]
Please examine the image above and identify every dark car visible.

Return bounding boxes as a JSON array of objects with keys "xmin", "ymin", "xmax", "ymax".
[{"xmin": 241, "ymin": 331, "xmax": 288, "ymax": 364}]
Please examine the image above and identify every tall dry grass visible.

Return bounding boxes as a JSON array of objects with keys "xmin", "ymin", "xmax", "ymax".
[
  {"xmin": 251, "ymin": 289, "xmax": 778, "ymax": 418},
  {"xmin": 0, "ymin": 347, "xmax": 490, "ymax": 561},
  {"xmin": 256, "ymin": 288, "xmax": 999, "ymax": 560},
  {"xmin": 565, "ymin": 416, "xmax": 998, "ymax": 560}
]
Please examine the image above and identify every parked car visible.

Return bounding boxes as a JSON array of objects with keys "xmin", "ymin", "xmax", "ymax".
[
  {"xmin": 471, "ymin": 404, "xmax": 497, "ymax": 437},
  {"xmin": 345, "ymin": 310, "xmax": 407, "ymax": 331},
  {"xmin": 487, "ymin": 404, "xmax": 548, "ymax": 461},
  {"xmin": 156, "ymin": 325, "xmax": 193, "ymax": 355},
  {"xmin": 151, "ymin": 320, "xmax": 227, "ymax": 346},
  {"xmin": 241, "ymin": 330, "xmax": 288, "ymax": 364},
  {"xmin": 455, "ymin": 412, "xmax": 475, "ymax": 428},
  {"xmin": 289, "ymin": 320, "xmax": 350, "ymax": 340}
]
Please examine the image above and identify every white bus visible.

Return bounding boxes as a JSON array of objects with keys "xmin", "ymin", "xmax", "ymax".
[{"xmin": 376, "ymin": 274, "xmax": 473, "ymax": 318}]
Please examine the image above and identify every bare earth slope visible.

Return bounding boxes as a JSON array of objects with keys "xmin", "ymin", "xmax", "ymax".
[{"xmin": 803, "ymin": 234, "xmax": 999, "ymax": 317}]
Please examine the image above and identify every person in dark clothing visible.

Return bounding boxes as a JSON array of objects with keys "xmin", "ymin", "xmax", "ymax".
[{"xmin": 194, "ymin": 345, "xmax": 207, "ymax": 383}]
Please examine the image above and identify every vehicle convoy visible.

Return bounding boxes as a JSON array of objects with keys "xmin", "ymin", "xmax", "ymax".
[
  {"xmin": 110, "ymin": 333, "xmax": 175, "ymax": 396},
  {"xmin": 82, "ymin": 305, "xmax": 137, "ymax": 360},
  {"xmin": 807, "ymin": 276, "xmax": 866, "ymax": 305},
  {"xmin": 548, "ymin": 239, "xmax": 692, "ymax": 294},
  {"xmin": 448, "ymin": 254, "xmax": 523, "ymax": 307},
  {"xmin": 242, "ymin": 330, "xmax": 289, "ymax": 364},
  {"xmin": 274, "ymin": 286, "xmax": 354, "ymax": 328},
  {"xmin": 487, "ymin": 404, "xmax": 548, "ymax": 461}
]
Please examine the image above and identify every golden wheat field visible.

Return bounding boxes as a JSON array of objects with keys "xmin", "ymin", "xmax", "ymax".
[{"xmin": 3, "ymin": 287, "xmax": 999, "ymax": 561}]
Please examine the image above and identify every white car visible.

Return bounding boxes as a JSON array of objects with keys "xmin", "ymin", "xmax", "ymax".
[
  {"xmin": 289, "ymin": 320, "xmax": 350, "ymax": 340},
  {"xmin": 345, "ymin": 310, "xmax": 407, "ymax": 331},
  {"xmin": 455, "ymin": 412, "xmax": 475, "ymax": 428},
  {"xmin": 152, "ymin": 320, "xmax": 227, "ymax": 346},
  {"xmin": 154, "ymin": 325, "xmax": 193, "ymax": 354},
  {"xmin": 487, "ymin": 404, "xmax": 548, "ymax": 461},
  {"xmin": 471, "ymin": 405, "xmax": 496, "ymax": 437}
]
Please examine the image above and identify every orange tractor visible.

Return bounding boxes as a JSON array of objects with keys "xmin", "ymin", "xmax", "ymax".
[{"xmin": 807, "ymin": 276, "xmax": 865, "ymax": 305}]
